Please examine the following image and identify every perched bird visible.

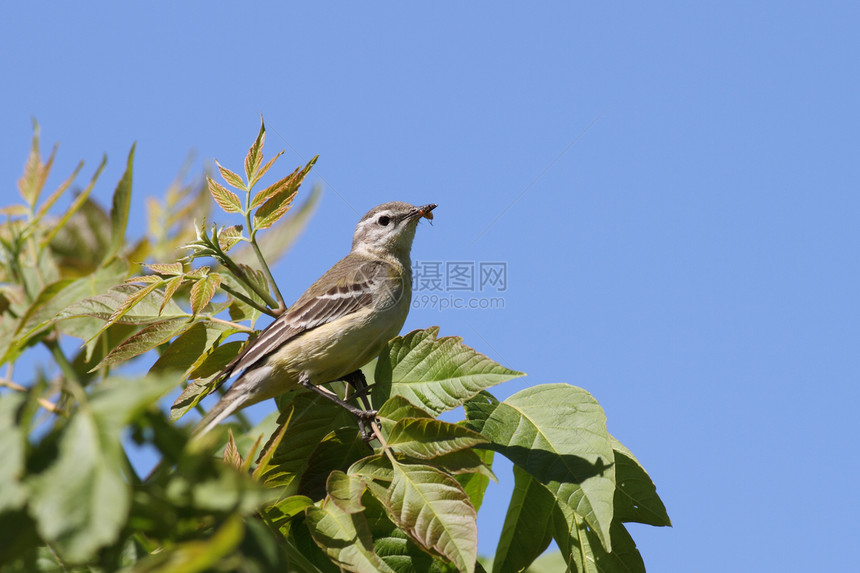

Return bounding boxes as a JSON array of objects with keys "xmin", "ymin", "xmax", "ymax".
[{"xmin": 193, "ymin": 201, "xmax": 436, "ymax": 437}]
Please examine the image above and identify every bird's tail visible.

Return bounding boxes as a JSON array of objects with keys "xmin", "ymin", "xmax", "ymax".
[{"xmin": 191, "ymin": 389, "xmax": 246, "ymax": 438}]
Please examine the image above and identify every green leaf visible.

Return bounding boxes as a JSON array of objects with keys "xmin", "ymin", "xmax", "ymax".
[
  {"xmin": 2, "ymin": 259, "xmax": 129, "ymax": 366},
  {"xmin": 385, "ymin": 462, "xmax": 478, "ymax": 573},
  {"xmin": 257, "ymin": 392, "xmax": 358, "ymax": 491},
  {"xmin": 189, "ymin": 273, "xmax": 222, "ymax": 315},
  {"xmin": 207, "ymin": 176, "xmax": 243, "ymax": 214},
  {"xmin": 306, "ymin": 500, "xmax": 397, "ymax": 573},
  {"xmin": 377, "ymin": 395, "xmax": 433, "ymax": 435},
  {"xmin": 27, "ymin": 375, "xmax": 175, "ymax": 562},
  {"xmin": 107, "ymin": 143, "xmax": 135, "ymax": 261},
  {"xmin": 387, "ymin": 417, "xmax": 488, "ymax": 460},
  {"xmin": 84, "ymin": 281, "xmax": 166, "ymax": 343},
  {"xmin": 265, "ymin": 494, "xmax": 314, "ymax": 533},
  {"xmin": 298, "ymin": 428, "xmax": 373, "ymax": 501},
  {"xmin": 492, "ymin": 465, "xmax": 555, "ymax": 573},
  {"xmin": 215, "ymin": 159, "xmax": 247, "ymax": 191},
  {"xmin": 553, "ymin": 502, "xmax": 646, "ymax": 573},
  {"xmin": 326, "ymin": 471, "xmax": 367, "ymax": 514},
  {"xmin": 0, "ymin": 393, "xmax": 28, "ymax": 512},
  {"xmin": 361, "ymin": 493, "xmax": 447, "ymax": 573},
  {"xmin": 465, "ymin": 384, "xmax": 616, "ymax": 551},
  {"xmin": 91, "ymin": 317, "xmax": 192, "ymax": 371},
  {"xmin": 245, "ymin": 117, "xmax": 266, "ymax": 183},
  {"xmin": 372, "ymin": 327, "xmax": 524, "ymax": 416},
  {"xmin": 129, "ymin": 513, "xmax": 245, "ymax": 573},
  {"xmin": 187, "ymin": 339, "xmax": 244, "ymax": 379},
  {"xmin": 455, "ymin": 448, "xmax": 495, "ymax": 513},
  {"xmin": 59, "ymin": 283, "xmax": 186, "ymax": 326},
  {"xmin": 611, "ymin": 436, "xmax": 671, "ymax": 527}
]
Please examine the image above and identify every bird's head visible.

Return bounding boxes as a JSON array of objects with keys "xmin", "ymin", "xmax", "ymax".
[{"xmin": 351, "ymin": 201, "xmax": 436, "ymax": 260}]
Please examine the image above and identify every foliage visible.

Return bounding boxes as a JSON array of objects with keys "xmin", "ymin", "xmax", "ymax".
[{"xmin": 0, "ymin": 119, "xmax": 670, "ymax": 572}]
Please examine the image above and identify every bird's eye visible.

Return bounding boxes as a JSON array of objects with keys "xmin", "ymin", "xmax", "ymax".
[{"xmin": 377, "ymin": 215, "xmax": 391, "ymax": 226}]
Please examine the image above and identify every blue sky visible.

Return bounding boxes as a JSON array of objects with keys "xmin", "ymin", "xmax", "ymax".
[{"xmin": 3, "ymin": 3, "xmax": 859, "ymax": 570}]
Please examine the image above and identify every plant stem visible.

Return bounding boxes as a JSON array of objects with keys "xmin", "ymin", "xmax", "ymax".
[
  {"xmin": 249, "ymin": 229, "xmax": 285, "ymax": 312},
  {"xmin": 220, "ymin": 283, "xmax": 277, "ymax": 318},
  {"xmin": 205, "ymin": 315, "xmax": 255, "ymax": 333}
]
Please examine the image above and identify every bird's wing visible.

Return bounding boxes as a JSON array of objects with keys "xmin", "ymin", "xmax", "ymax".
[{"xmin": 224, "ymin": 256, "xmax": 401, "ymax": 377}]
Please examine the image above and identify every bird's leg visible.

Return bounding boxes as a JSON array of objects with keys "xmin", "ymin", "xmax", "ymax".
[
  {"xmin": 341, "ymin": 369, "xmax": 374, "ymax": 411},
  {"xmin": 299, "ymin": 373, "xmax": 378, "ymax": 441}
]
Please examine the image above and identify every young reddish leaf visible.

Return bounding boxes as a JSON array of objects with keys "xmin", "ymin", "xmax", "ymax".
[
  {"xmin": 250, "ymin": 155, "xmax": 317, "ymax": 209},
  {"xmin": 215, "ymin": 160, "xmax": 247, "ymax": 191},
  {"xmin": 249, "ymin": 165, "xmax": 300, "ymax": 210},
  {"xmin": 18, "ymin": 122, "xmax": 56, "ymax": 207},
  {"xmin": 124, "ymin": 275, "xmax": 163, "ymax": 284},
  {"xmin": 249, "ymin": 149, "xmax": 285, "ymax": 188},
  {"xmin": 217, "ymin": 224, "xmax": 244, "ymax": 251},
  {"xmin": 160, "ymin": 275, "xmax": 184, "ymax": 315},
  {"xmin": 42, "ymin": 156, "xmax": 106, "ymax": 248},
  {"xmin": 145, "ymin": 262, "xmax": 184, "ymax": 276},
  {"xmin": 224, "ymin": 429, "xmax": 243, "ymax": 469},
  {"xmin": 184, "ymin": 266, "xmax": 210, "ymax": 280},
  {"xmin": 33, "ymin": 160, "xmax": 84, "ymax": 223},
  {"xmin": 207, "ymin": 176, "xmax": 243, "ymax": 214},
  {"xmin": 252, "ymin": 187, "xmax": 299, "ymax": 231},
  {"xmin": 189, "ymin": 273, "xmax": 222, "ymax": 315},
  {"xmin": 244, "ymin": 117, "xmax": 266, "ymax": 183}
]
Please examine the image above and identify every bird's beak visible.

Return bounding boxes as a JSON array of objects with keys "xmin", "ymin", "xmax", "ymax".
[{"xmin": 409, "ymin": 203, "xmax": 437, "ymax": 221}]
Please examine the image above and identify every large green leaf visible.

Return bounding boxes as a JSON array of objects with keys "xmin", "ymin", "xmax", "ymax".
[
  {"xmin": 27, "ymin": 375, "xmax": 175, "ymax": 563},
  {"xmin": 298, "ymin": 428, "xmax": 373, "ymax": 501},
  {"xmin": 492, "ymin": 465, "xmax": 555, "ymax": 573},
  {"xmin": 465, "ymin": 384, "xmax": 616, "ymax": 551},
  {"xmin": 387, "ymin": 417, "xmax": 488, "ymax": 460},
  {"xmin": 611, "ymin": 436, "xmax": 671, "ymax": 527},
  {"xmin": 361, "ymin": 493, "xmax": 453, "ymax": 573},
  {"xmin": 306, "ymin": 499, "xmax": 397, "ymax": 573},
  {"xmin": 454, "ymin": 448, "xmax": 495, "ymax": 513},
  {"xmin": 553, "ymin": 502, "xmax": 645, "ymax": 573},
  {"xmin": 385, "ymin": 462, "xmax": 478, "ymax": 573},
  {"xmin": 372, "ymin": 327, "xmax": 524, "ymax": 416}
]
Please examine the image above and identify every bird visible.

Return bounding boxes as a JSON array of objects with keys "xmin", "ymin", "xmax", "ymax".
[{"xmin": 192, "ymin": 201, "xmax": 436, "ymax": 438}]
